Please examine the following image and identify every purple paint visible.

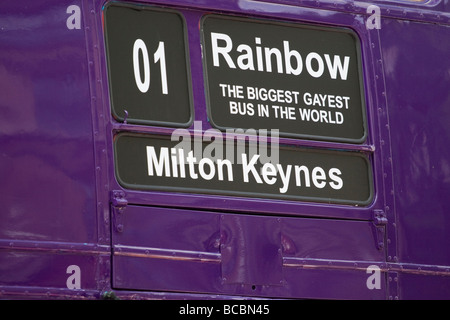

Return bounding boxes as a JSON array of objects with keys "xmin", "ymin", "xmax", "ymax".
[{"xmin": 0, "ymin": 0, "xmax": 449, "ymax": 300}]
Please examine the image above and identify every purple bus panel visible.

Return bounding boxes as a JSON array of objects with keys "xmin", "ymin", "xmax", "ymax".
[{"xmin": 0, "ymin": 0, "xmax": 449, "ymax": 300}]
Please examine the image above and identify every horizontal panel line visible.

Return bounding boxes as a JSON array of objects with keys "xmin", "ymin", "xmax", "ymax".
[
  {"xmin": 111, "ymin": 124, "xmax": 376, "ymax": 152},
  {"xmin": 114, "ymin": 251, "xmax": 221, "ymax": 263},
  {"xmin": 113, "ymin": 245, "xmax": 221, "ymax": 263},
  {"xmin": 0, "ymin": 239, "xmax": 110, "ymax": 255},
  {"xmin": 283, "ymin": 257, "xmax": 450, "ymax": 276}
]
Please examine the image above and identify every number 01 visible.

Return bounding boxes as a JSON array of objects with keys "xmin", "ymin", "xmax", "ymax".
[{"xmin": 133, "ymin": 39, "xmax": 168, "ymax": 95}]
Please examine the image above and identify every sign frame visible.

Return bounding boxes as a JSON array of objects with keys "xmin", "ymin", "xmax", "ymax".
[
  {"xmin": 113, "ymin": 132, "xmax": 374, "ymax": 206},
  {"xmin": 103, "ymin": 2, "xmax": 195, "ymax": 128},
  {"xmin": 201, "ymin": 14, "xmax": 368, "ymax": 144}
]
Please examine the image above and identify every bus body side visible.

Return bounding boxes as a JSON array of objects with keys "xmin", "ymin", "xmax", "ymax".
[{"xmin": 0, "ymin": 0, "xmax": 449, "ymax": 299}]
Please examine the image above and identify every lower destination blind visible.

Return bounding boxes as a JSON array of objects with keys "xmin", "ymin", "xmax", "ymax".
[{"xmin": 114, "ymin": 133, "xmax": 373, "ymax": 205}]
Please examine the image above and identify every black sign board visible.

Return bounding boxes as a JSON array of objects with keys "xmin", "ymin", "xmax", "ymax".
[
  {"xmin": 114, "ymin": 133, "xmax": 373, "ymax": 206},
  {"xmin": 103, "ymin": 3, "xmax": 193, "ymax": 127},
  {"xmin": 201, "ymin": 15, "xmax": 367, "ymax": 143}
]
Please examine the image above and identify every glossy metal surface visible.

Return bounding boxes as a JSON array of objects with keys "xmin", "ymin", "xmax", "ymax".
[
  {"xmin": 0, "ymin": 0, "xmax": 449, "ymax": 299},
  {"xmin": 0, "ymin": 0, "xmax": 107, "ymax": 297}
]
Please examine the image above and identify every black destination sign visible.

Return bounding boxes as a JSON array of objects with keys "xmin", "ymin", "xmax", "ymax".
[
  {"xmin": 114, "ymin": 133, "xmax": 373, "ymax": 206},
  {"xmin": 103, "ymin": 3, "xmax": 193, "ymax": 127},
  {"xmin": 201, "ymin": 15, "xmax": 367, "ymax": 143}
]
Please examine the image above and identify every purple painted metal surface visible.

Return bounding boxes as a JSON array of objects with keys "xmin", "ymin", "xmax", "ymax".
[
  {"xmin": 380, "ymin": 17, "xmax": 450, "ymax": 299},
  {"xmin": 0, "ymin": 0, "xmax": 108, "ymax": 298},
  {"xmin": 112, "ymin": 206, "xmax": 384, "ymax": 298},
  {"xmin": 0, "ymin": 0, "xmax": 449, "ymax": 300}
]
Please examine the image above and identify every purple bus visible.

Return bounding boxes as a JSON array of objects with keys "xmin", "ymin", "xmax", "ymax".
[{"xmin": 1, "ymin": 0, "xmax": 449, "ymax": 300}]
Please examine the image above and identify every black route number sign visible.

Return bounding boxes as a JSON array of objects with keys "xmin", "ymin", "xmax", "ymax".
[{"xmin": 103, "ymin": 3, "xmax": 193, "ymax": 127}]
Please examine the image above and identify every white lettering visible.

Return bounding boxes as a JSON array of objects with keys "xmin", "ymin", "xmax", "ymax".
[
  {"xmin": 133, "ymin": 39, "xmax": 150, "ymax": 93},
  {"xmin": 146, "ymin": 146, "xmax": 170, "ymax": 177},
  {"xmin": 276, "ymin": 163, "xmax": 292, "ymax": 193},
  {"xmin": 261, "ymin": 162, "xmax": 277, "ymax": 185},
  {"xmin": 305, "ymin": 52, "xmax": 324, "ymax": 78},
  {"xmin": 324, "ymin": 54, "xmax": 350, "ymax": 80},
  {"xmin": 329, "ymin": 168, "xmax": 343, "ymax": 190},
  {"xmin": 241, "ymin": 154, "xmax": 262, "ymax": 184},
  {"xmin": 237, "ymin": 44, "xmax": 255, "ymax": 70},
  {"xmin": 217, "ymin": 159, "xmax": 234, "ymax": 181},
  {"xmin": 211, "ymin": 32, "xmax": 236, "ymax": 68},
  {"xmin": 198, "ymin": 158, "xmax": 215, "ymax": 180},
  {"xmin": 209, "ymin": 32, "xmax": 350, "ymax": 80},
  {"xmin": 295, "ymin": 165, "xmax": 310, "ymax": 187},
  {"xmin": 284, "ymin": 41, "xmax": 302, "ymax": 75},
  {"xmin": 264, "ymin": 47, "xmax": 283, "ymax": 73},
  {"xmin": 140, "ymin": 124, "xmax": 349, "ymax": 198},
  {"xmin": 312, "ymin": 167, "xmax": 327, "ymax": 188}
]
